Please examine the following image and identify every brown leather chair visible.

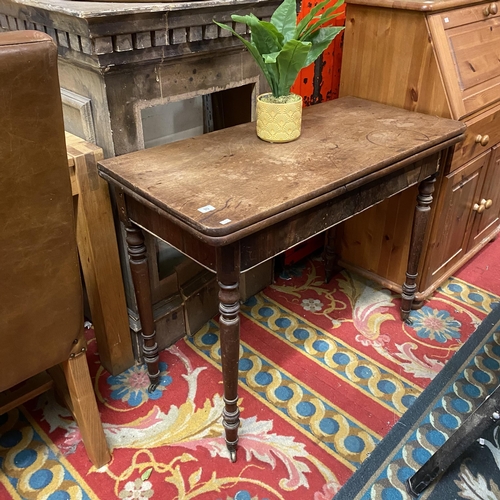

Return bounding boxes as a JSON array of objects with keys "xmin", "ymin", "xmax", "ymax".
[{"xmin": 0, "ymin": 31, "xmax": 110, "ymax": 468}]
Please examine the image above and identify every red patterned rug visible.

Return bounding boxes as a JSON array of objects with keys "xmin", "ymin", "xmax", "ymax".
[{"xmin": 1, "ymin": 239, "xmax": 499, "ymax": 500}]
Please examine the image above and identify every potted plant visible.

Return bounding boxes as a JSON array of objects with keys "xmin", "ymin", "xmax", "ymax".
[{"xmin": 214, "ymin": 0, "xmax": 344, "ymax": 143}]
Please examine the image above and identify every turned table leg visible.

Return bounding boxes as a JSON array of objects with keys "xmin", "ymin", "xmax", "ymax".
[
  {"xmin": 125, "ymin": 223, "xmax": 160, "ymax": 391},
  {"xmin": 401, "ymin": 174, "xmax": 437, "ymax": 321},
  {"xmin": 216, "ymin": 244, "xmax": 241, "ymax": 463}
]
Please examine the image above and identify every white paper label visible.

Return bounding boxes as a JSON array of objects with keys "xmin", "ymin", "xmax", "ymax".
[
  {"xmin": 219, "ymin": 219, "xmax": 231, "ymax": 225},
  {"xmin": 198, "ymin": 205, "xmax": 215, "ymax": 213},
  {"xmin": 444, "ymin": 17, "xmax": 449, "ymax": 23}
]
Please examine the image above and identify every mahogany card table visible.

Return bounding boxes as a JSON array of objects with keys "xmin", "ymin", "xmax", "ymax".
[{"xmin": 98, "ymin": 96, "xmax": 465, "ymax": 461}]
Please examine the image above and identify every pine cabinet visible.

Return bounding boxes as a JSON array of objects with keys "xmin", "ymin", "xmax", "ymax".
[{"xmin": 337, "ymin": 0, "xmax": 500, "ymax": 302}]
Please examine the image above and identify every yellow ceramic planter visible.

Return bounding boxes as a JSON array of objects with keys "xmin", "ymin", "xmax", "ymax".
[{"xmin": 256, "ymin": 93, "xmax": 303, "ymax": 143}]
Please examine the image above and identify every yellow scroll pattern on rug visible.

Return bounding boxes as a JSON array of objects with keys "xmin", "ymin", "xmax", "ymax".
[{"xmin": 0, "ymin": 410, "xmax": 83, "ymax": 499}]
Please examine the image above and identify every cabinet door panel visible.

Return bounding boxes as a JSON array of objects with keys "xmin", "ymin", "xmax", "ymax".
[
  {"xmin": 425, "ymin": 151, "xmax": 490, "ymax": 283},
  {"xmin": 468, "ymin": 145, "xmax": 500, "ymax": 248}
]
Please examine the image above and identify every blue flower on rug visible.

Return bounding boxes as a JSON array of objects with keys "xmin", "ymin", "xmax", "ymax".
[
  {"xmin": 108, "ymin": 361, "xmax": 172, "ymax": 406},
  {"xmin": 409, "ymin": 306, "xmax": 461, "ymax": 343},
  {"xmin": 224, "ymin": 491, "xmax": 269, "ymax": 500}
]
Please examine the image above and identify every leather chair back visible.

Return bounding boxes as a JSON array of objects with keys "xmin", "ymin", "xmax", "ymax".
[{"xmin": 0, "ymin": 31, "xmax": 83, "ymax": 391}]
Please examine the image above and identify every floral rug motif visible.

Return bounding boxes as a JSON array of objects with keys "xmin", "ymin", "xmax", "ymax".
[{"xmin": 1, "ymin": 240, "xmax": 499, "ymax": 499}]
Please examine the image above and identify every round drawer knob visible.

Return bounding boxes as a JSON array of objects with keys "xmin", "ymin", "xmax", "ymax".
[
  {"xmin": 484, "ymin": 3, "xmax": 498, "ymax": 15},
  {"xmin": 475, "ymin": 134, "xmax": 490, "ymax": 146},
  {"xmin": 473, "ymin": 202, "xmax": 486, "ymax": 213},
  {"xmin": 485, "ymin": 199, "xmax": 493, "ymax": 209}
]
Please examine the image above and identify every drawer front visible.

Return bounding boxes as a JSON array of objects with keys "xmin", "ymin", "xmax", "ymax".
[
  {"xmin": 450, "ymin": 102, "xmax": 500, "ymax": 171},
  {"xmin": 433, "ymin": 2, "xmax": 499, "ymax": 29},
  {"xmin": 428, "ymin": 5, "xmax": 500, "ymax": 119}
]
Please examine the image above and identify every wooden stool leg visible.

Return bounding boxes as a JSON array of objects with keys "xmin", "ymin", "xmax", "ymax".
[
  {"xmin": 216, "ymin": 244, "xmax": 241, "ymax": 463},
  {"xmin": 401, "ymin": 174, "xmax": 437, "ymax": 321},
  {"xmin": 71, "ymin": 138, "xmax": 134, "ymax": 376},
  {"xmin": 125, "ymin": 223, "xmax": 160, "ymax": 390},
  {"xmin": 61, "ymin": 354, "xmax": 110, "ymax": 468}
]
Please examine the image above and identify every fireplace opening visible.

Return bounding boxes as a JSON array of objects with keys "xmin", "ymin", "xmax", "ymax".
[{"xmin": 141, "ymin": 83, "xmax": 254, "ymax": 149}]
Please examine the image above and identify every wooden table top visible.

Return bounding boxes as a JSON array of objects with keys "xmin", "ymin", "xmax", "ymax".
[{"xmin": 98, "ymin": 96, "xmax": 464, "ymax": 238}]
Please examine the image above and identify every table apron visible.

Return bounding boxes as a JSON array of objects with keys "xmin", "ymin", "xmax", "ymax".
[
  {"xmin": 239, "ymin": 152, "xmax": 440, "ymax": 270},
  {"xmin": 126, "ymin": 196, "xmax": 218, "ymax": 271}
]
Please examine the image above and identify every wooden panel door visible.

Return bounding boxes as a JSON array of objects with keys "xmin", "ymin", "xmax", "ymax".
[
  {"xmin": 424, "ymin": 150, "xmax": 491, "ymax": 284},
  {"xmin": 468, "ymin": 145, "xmax": 500, "ymax": 249}
]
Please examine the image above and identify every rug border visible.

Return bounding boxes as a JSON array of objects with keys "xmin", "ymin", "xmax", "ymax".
[{"xmin": 333, "ymin": 304, "xmax": 500, "ymax": 499}]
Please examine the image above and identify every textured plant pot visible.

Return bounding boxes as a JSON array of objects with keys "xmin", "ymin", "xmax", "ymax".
[{"xmin": 256, "ymin": 93, "xmax": 303, "ymax": 143}]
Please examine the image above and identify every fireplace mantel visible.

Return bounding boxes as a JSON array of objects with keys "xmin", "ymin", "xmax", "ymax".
[{"xmin": 0, "ymin": 0, "xmax": 279, "ymax": 70}]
